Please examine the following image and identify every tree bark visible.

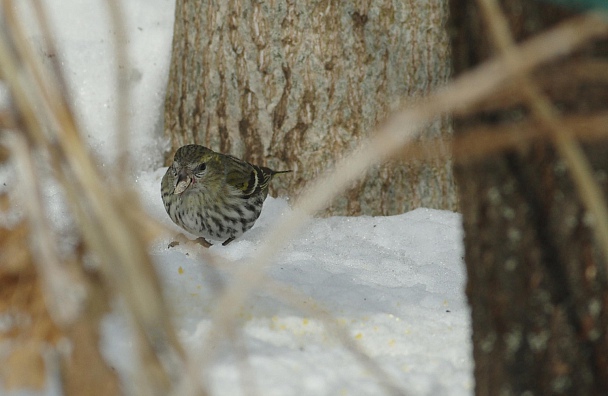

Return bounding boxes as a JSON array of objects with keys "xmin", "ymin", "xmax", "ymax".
[
  {"xmin": 450, "ymin": 1, "xmax": 608, "ymax": 395},
  {"xmin": 164, "ymin": 0, "xmax": 456, "ymax": 216}
]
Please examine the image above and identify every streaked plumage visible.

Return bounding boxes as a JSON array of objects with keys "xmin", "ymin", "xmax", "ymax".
[{"xmin": 161, "ymin": 144, "xmax": 290, "ymax": 246}]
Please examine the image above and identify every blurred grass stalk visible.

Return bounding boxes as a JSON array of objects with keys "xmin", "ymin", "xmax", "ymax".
[
  {"xmin": 476, "ymin": 0, "xmax": 608, "ymax": 285},
  {"xmin": 200, "ymin": 7, "xmax": 608, "ymax": 389},
  {"xmin": 1, "ymin": 1, "xmax": 608, "ymax": 396},
  {"xmin": 0, "ymin": 1, "xmax": 197, "ymax": 395}
]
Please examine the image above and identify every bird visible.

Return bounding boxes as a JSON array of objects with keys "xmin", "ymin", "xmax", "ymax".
[{"xmin": 161, "ymin": 144, "xmax": 291, "ymax": 247}]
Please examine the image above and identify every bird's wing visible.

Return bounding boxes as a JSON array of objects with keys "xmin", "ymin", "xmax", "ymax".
[{"xmin": 224, "ymin": 155, "xmax": 272, "ymax": 198}]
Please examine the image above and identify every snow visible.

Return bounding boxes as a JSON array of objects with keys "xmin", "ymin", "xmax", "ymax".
[{"xmin": 4, "ymin": 1, "xmax": 473, "ymax": 395}]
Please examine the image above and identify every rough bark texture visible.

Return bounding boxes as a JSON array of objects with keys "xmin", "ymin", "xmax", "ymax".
[
  {"xmin": 164, "ymin": 0, "xmax": 456, "ymax": 216},
  {"xmin": 450, "ymin": 1, "xmax": 608, "ymax": 395}
]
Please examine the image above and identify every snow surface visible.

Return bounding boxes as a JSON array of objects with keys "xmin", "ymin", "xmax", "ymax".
[{"xmin": 5, "ymin": 1, "xmax": 473, "ymax": 395}]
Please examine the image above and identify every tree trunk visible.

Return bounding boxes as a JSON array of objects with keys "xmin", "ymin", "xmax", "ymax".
[
  {"xmin": 164, "ymin": 0, "xmax": 456, "ymax": 216},
  {"xmin": 450, "ymin": 1, "xmax": 608, "ymax": 395}
]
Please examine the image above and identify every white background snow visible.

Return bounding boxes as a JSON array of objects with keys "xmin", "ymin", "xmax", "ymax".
[{"xmin": 5, "ymin": 0, "xmax": 473, "ymax": 395}]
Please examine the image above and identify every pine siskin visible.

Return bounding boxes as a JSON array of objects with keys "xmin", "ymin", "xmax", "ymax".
[{"xmin": 161, "ymin": 144, "xmax": 290, "ymax": 247}]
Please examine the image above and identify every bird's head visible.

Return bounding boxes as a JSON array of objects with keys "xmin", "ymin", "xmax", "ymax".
[{"xmin": 168, "ymin": 145, "xmax": 222, "ymax": 195}]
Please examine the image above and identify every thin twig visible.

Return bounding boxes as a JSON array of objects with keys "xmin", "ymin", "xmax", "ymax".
[
  {"xmin": 187, "ymin": 244, "xmax": 408, "ymax": 395},
  {"xmin": 2, "ymin": 132, "xmax": 84, "ymax": 325},
  {"xmin": 198, "ymin": 12, "xmax": 608, "ymax": 383},
  {"xmin": 0, "ymin": 2, "xmax": 201, "ymax": 394},
  {"xmin": 30, "ymin": 1, "xmax": 72, "ymax": 104},
  {"xmin": 476, "ymin": 0, "xmax": 608, "ymax": 276},
  {"xmin": 231, "ymin": 327, "xmax": 260, "ymax": 396},
  {"xmin": 392, "ymin": 112, "xmax": 608, "ymax": 165},
  {"xmin": 105, "ymin": 0, "xmax": 132, "ymax": 179},
  {"xmin": 263, "ymin": 279, "xmax": 409, "ymax": 396}
]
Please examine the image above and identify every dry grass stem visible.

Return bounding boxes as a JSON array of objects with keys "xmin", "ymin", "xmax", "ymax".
[
  {"xmin": 230, "ymin": 327, "xmax": 260, "ymax": 396},
  {"xmin": 393, "ymin": 112, "xmax": 608, "ymax": 165},
  {"xmin": 105, "ymin": 0, "xmax": 132, "ymax": 179},
  {"xmin": 202, "ymin": 14, "xmax": 608, "ymax": 375},
  {"xmin": 0, "ymin": 221, "xmax": 63, "ymax": 390},
  {"xmin": 0, "ymin": 2, "xmax": 202, "ymax": 394},
  {"xmin": 3, "ymin": 133, "xmax": 84, "ymax": 324},
  {"xmin": 476, "ymin": 0, "xmax": 608, "ymax": 275},
  {"xmin": 263, "ymin": 279, "xmax": 409, "ymax": 396},
  {"xmin": 185, "ymin": 246, "xmax": 407, "ymax": 396},
  {"xmin": 2, "ymin": 1, "xmax": 608, "ymax": 395},
  {"xmin": 466, "ymin": 60, "xmax": 608, "ymax": 113}
]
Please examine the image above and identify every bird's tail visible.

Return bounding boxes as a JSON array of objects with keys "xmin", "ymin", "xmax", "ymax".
[{"xmin": 270, "ymin": 169, "xmax": 292, "ymax": 176}]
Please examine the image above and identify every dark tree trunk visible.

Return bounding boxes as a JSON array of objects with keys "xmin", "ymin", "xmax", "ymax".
[
  {"xmin": 450, "ymin": 1, "xmax": 608, "ymax": 395},
  {"xmin": 164, "ymin": 0, "xmax": 457, "ymax": 216}
]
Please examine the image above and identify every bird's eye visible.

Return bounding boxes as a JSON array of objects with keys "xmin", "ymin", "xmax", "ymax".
[
  {"xmin": 171, "ymin": 162, "xmax": 178, "ymax": 176},
  {"xmin": 194, "ymin": 163, "xmax": 207, "ymax": 174}
]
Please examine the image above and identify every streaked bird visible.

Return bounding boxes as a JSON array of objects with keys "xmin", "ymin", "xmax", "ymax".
[{"xmin": 161, "ymin": 144, "xmax": 290, "ymax": 247}]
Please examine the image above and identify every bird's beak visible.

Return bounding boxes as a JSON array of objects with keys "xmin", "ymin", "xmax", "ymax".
[{"xmin": 174, "ymin": 169, "xmax": 192, "ymax": 195}]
